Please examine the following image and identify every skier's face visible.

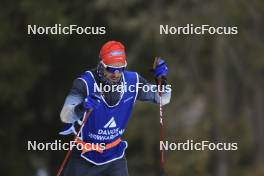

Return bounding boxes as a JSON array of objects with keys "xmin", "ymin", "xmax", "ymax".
[{"xmin": 103, "ymin": 62, "xmax": 126, "ymax": 83}]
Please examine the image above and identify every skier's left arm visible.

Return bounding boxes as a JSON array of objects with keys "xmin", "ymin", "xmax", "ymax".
[{"xmin": 136, "ymin": 59, "xmax": 171, "ymax": 105}]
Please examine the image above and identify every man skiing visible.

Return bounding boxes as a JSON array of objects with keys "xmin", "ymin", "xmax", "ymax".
[{"xmin": 59, "ymin": 40, "xmax": 171, "ymax": 176}]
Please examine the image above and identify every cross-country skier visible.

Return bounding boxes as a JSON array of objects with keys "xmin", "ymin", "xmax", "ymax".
[{"xmin": 59, "ymin": 40, "xmax": 171, "ymax": 176}]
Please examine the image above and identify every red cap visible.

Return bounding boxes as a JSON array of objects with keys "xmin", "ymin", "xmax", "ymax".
[{"xmin": 99, "ymin": 41, "xmax": 126, "ymax": 65}]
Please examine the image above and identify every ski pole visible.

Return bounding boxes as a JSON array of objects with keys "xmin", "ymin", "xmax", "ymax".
[
  {"xmin": 56, "ymin": 110, "xmax": 92, "ymax": 176},
  {"xmin": 153, "ymin": 57, "xmax": 165, "ymax": 176},
  {"xmin": 158, "ymin": 79, "xmax": 165, "ymax": 175}
]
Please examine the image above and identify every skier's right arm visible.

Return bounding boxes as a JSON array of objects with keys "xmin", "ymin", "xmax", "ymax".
[{"xmin": 60, "ymin": 79, "xmax": 86, "ymax": 123}]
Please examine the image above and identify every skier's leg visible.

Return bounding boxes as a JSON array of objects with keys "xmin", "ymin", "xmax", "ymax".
[
  {"xmin": 105, "ymin": 156, "xmax": 129, "ymax": 176},
  {"xmin": 63, "ymin": 150, "xmax": 107, "ymax": 176}
]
